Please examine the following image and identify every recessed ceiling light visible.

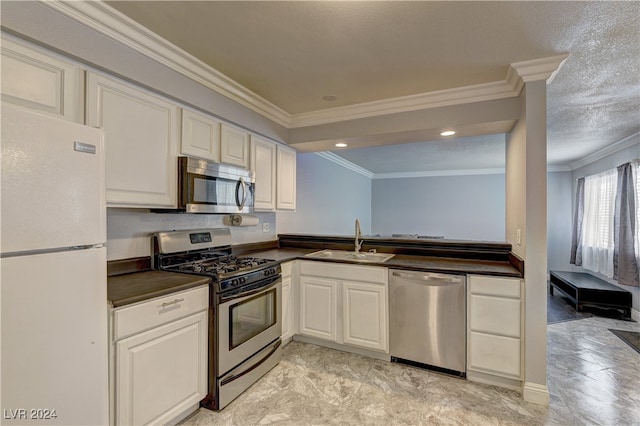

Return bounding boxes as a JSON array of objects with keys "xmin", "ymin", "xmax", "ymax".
[
  {"xmin": 335, "ymin": 142, "xmax": 347, "ymax": 148},
  {"xmin": 440, "ymin": 130, "xmax": 456, "ymax": 136},
  {"xmin": 323, "ymin": 95, "xmax": 337, "ymax": 101}
]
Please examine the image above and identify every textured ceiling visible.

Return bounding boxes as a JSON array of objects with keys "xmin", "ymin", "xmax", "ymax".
[{"xmin": 107, "ymin": 1, "xmax": 640, "ymax": 173}]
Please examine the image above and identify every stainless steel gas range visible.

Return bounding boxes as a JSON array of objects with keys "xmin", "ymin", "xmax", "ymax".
[{"xmin": 153, "ymin": 228, "xmax": 282, "ymax": 410}]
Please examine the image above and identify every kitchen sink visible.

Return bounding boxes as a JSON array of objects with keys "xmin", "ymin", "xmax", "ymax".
[{"xmin": 305, "ymin": 249, "xmax": 395, "ymax": 263}]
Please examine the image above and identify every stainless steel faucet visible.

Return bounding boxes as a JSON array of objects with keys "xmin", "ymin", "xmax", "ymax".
[{"xmin": 355, "ymin": 218, "xmax": 362, "ymax": 253}]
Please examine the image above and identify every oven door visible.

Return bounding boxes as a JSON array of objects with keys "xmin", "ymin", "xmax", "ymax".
[{"xmin": 217, "ymin": 277, "xmax": 281, "ymax": 376}]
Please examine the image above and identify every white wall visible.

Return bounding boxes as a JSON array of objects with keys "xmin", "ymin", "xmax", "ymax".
[
  {"xmin": 547, "ymin": 171, "xmax": 573, "ymax": 273},
  {"xmin": 276, "ymin": 153, "xmax": 372, "ymax": 235},
  {"xmin": 106, "ymin": 209, "xmax": 276, "ymax": 261},
  {"xmin": 371, "ymin": 174, "xmax": 505, "ymax": 241}
]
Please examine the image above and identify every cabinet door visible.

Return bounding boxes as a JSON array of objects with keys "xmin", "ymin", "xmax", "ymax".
[
  {"xmin": 1, "ymin": 36, "xmax": 83, "ymax": 122},
  {"xmin": 299, "ymin": 276, "xmax": 337, "ymax": 341},
  {"xmin": 220, "ymin": 123, "xmax": 249, "ymax": 168},
  {"xmin": 342, "ymin": 281, "xmax": 388, "ymax": 352},
  {"xmin": 281, "ymin": 278, "xmax": 293, "ymax": 340},
  {"xmin": 86, "ymin": 72, "xmax": 179, "ymax": 207},
  {"xmin": 250, "ymin": 136, "xmax": 276, "ymax": 211},
  {"xmin": 181, "ymin": 108, "xmax": 220, "ymax": 161},
  {"xmin": 116, "ymin": 311, "xmax": 208, "ymax": 426},
  {"xmin": 276, "ymin": 145, "xmax": 296, "ymax": 210}
]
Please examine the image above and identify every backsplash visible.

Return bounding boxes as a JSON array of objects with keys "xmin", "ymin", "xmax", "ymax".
[{"xmin": 106, "ymin": 208, "xmax": 277, "ymax": 261}]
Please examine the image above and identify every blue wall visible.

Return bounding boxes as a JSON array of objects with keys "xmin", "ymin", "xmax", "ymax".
[{"xmin": 371, "ymin": 174, "xmax": 506, "ymax": 241}]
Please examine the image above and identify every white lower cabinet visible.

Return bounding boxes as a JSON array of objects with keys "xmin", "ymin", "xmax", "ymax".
[
  {"xmin": 467, "ymin": 275, "xmax": 522, "ymax": 383},
  {"xmin": 281, "ymin": 261, "xmax": 296, "ymax": 341},
  {"xmin": 112, "ymin": 286, "xmax": 208, "ymax": 426},
  {"xmin": 298, "ymin": 261, "xmax": 388, "ymax": 353},
  {"xmin": 299, "ymin": 275, "xmax": 337, "ymax": 341},
  {"xmin": 342, "ymin": 280, "xmax": 387, "ymax": 352}
]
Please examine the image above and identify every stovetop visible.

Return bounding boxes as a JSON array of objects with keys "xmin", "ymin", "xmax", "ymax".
[
  {"xmin": 161, "ymin": 253, "xmax": 273, "ymax": 276},
  {"xmin": 157, "ymin": 251, "xmax": 280, "ymax": 294},
  {"xmin": 153, "ymin": 228, "xmax": 281, "ymax": 294}
]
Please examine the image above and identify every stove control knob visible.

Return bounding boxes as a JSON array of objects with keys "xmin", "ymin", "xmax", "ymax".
[
  {"xmin": 231, "ymin": 278, "xmax": 238, "ymax": 286},
  {"xmin": 240, "ymin": 277, "xmax": 246, "ymax": 284}
]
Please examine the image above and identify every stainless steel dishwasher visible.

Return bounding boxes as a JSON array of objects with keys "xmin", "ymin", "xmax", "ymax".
[{"xmin": 389, "ymin": 269, "xmax": 466, "ymax": 376}]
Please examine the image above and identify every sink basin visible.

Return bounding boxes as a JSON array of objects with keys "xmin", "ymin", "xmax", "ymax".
[{"xmin": 305, "ymin": 249, "xmax": 395, "ymax": 263}]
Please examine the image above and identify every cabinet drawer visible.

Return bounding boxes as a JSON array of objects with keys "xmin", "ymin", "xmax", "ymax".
[
  {"xmin": 468, "ymin": 331, "xmax": 521, "ymax": 378},
  {"xmin": 300, "ymin": 261, "xmax": 387, "ymax": 284},
  {"xmin": 469, "ymin": 294, "xmax": 521, "ymax": 337},
  {"xmin": 469, "ymin": 275, "xmax": 521, "ymax": 298},
  {"xmin": 114, "ymin": 286, "xmax": 208, "ymax": 340}
]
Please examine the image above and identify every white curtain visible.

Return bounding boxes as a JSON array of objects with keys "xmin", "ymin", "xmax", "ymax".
[
  {"xmin": 581, "ymin": 169, "xmax": 618, "ymax": 277},
  {"xmin": 635, "ymin": 163, "xmax": 640, "ymax": 271}
]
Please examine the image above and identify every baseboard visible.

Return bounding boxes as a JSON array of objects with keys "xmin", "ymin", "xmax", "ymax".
[
  {"xmin": 466, "ymin": 370, "xmax": 522, "ymax": 391},
  {"xmin": 292, "ymin": 335, "xmax": 391, "ymax": 361},
  {"xmin": 522, "ymin": 382, "xmax": 550, "ymax": 405}
]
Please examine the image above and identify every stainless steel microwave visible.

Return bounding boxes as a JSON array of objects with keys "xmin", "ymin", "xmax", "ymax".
[{"xmin": 177, "ymin": 156, "xmax": 255, "ymax": 213}]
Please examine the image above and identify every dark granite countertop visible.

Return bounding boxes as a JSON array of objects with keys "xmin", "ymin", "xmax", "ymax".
[
  {"xmin": 238, "ymin": 248, "xmax": 522, "ymax": 278},
  {"xmin": 108, "ymin": 271, "xmax": 210, "ymax": 308}
]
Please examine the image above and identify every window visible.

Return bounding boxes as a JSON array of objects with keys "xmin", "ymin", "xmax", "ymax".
[{"xmin": 574, "ymin": 162, "xmax": 639, "ymax": 284}]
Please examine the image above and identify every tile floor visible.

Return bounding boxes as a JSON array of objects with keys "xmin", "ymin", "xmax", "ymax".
[{"xmin": 182, "ymin": 316, "xmax": 640, "ymax": 425}]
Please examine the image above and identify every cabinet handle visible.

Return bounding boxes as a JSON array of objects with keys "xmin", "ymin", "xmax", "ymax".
[{"xmin": 160, "ymin": 298, "xmax": 184, "ymax": 308}]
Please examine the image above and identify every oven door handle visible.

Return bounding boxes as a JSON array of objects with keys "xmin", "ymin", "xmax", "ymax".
[
  {"xmin": 220, "ymin": 339, "xmax": 282, "ymax": 386},
  {"xmin": 218, "ymin": 276, "xmax": 280, "ymax": 303}
]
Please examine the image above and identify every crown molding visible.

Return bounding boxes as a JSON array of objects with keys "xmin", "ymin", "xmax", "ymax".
[
  {"xmin": 320, "ymin": 162, "xmax": 572, "ymax": 179},
  {"xmin": 41, "ymin": 1, "xmax": 569, "ymax": 132},
  {"xmin": 42, "ymin": 0, "xmax": 292, "ymax": 127},
  {"xmin": 289, "ymin": 79, "xmax": 520, "ymax": 128},
  {"xmin": 568, "ymin": 131, "xmax": 640, "ymax": 171},
  {"xmin": 547, "ymin": 164, "xmax": 573, "ymax": 172},
  {"xmin": 289, "ymin": 54, "xmax": 569, "ymax": 128},
  {"xmin": 372, "ymin": 168, "xmax": 506, "ymax": 179},
  {"xmin": 510, "ymin": 53, "xmax": 570, "ymax": 84},
  {"xmin": 314, "ymin": 152, "xmax": 374, "ymax": 178}
]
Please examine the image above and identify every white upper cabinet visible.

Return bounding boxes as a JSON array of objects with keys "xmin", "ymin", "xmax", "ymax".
[
  {"xmin": 276, "ymin": 145, "xmax": 297, "ymax": 210},
  {"xmin": 220, "ymin": 123, "xmax": 250, "ymax": 168},
  {"xmin": 181, "ymin": 108, "xmax": 221, "ymax": 162},
  {"xmin": 1, "ymin": 36, "xmax": 83, "ymax": 123},
  {"xmin": 86, "ymin": 72, "xmax": 179, "ymax": 208},
  {"xmin": 250, "ymin": 136, "xmax": 277, "ymax": 211}
]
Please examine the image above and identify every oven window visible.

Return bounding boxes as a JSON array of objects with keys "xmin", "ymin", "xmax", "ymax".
[{"xmin": 229, "ymin": 288, "xmax": 277, "ymax": 349}]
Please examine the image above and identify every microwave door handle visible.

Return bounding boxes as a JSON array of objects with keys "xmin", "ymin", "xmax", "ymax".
[{"xmin": 237, "ymin": 177, "xmax": 247, "ymax": 210}]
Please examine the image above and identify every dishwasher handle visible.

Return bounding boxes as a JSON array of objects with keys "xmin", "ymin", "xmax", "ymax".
[{"xmin": 391, "ymin": 270, "xmax": 464, "ymax": 285}]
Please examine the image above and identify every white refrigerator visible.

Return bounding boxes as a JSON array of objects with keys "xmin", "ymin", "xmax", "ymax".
[{"xmin": 1, "ymin": 104, "xmax": 109, "ymax": 425}]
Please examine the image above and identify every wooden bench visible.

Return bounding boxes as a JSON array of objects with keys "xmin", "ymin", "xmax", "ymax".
[{"xmin": 550, "ymin": 271, "xmax": 632, "ymax": 319}]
